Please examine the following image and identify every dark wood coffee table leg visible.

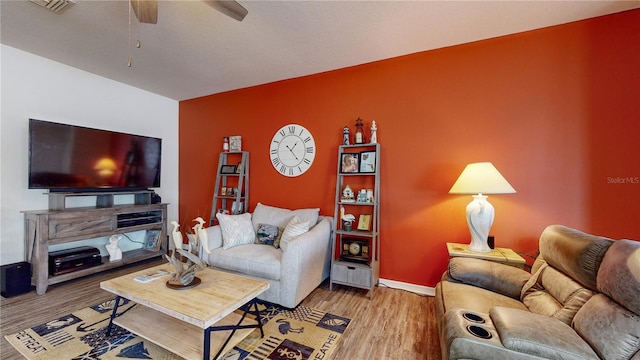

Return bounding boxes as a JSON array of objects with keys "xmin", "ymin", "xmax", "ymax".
[
  {"xmin": 204, "ymin": 298, "xmax": 265, "ymax": 360},
  {"xmin": 106, "ymin": 296, "xmax": 122, "ymax": 336}
]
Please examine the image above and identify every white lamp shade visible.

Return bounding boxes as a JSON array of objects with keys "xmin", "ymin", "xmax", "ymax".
[
  {"xmin": 449, "ymin": 162, "xmax": 516, "ymax": 194},
  {"xmin": 450, "ymin": 162, "xmax": 515, "ymax": 252}
]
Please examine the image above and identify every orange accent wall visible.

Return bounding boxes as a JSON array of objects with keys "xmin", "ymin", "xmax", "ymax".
[{"xmin": 179, "ymin": 9, "xmax": 640, "ymax": 287}]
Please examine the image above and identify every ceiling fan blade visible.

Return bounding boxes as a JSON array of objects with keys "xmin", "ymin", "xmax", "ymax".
[
  {"xmin": 206, "ymin": 0, "xmax": 248, "ymax": 22},
  {"xmin": 130, "ymin": 0, "xmax": 158, "ymax": 24}
]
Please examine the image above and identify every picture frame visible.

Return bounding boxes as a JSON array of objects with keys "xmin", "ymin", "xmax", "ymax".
[
  {"xmin": 229, "ymin": 135, "xmax": 242, "ymax": 152},
  {"xmin": 357, "ymin": 214, "xmax": 371, "ymax": 231},
  {"xmin": 143, "ymin": 229, "xmax": 162, "ymax": 251},
  {"xmin": 340, "ymin": 153, "xmax": 359, "ymax": 173},
  {"xmin": 231, "ymin": 201, "xmax": 244, "ymax": 214},
  {"xmin": 221, "ymin": 187, "xmax": 227, "ymax": 196},
  {"xmin": 220, "ymin": 165, "xmax": 237, "ymax": 174},
  {"xmin": 359, "ymin": 151, "xmax": 376, "ymax": 173}
]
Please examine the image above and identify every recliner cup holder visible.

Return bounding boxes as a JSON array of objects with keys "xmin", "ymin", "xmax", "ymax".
[
  {"xmin": 466, "ymin": 325, "xmax": 492, "ymax": 339},
  {"xmin": 462, "ymin": 312, "xmax": 485, "ymax": 323}
]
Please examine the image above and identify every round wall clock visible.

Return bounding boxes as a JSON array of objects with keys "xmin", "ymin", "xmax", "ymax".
[{"xmin": 269, "ymin": 124, "xmax": 316, "ymax": 177}]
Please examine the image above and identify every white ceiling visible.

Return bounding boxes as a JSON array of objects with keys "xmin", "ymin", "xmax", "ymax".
[{"xmin": 2, "ymin": 0, "xmax": 639, "ymax": 101}]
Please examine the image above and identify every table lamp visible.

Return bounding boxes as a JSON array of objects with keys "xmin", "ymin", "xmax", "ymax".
[
  {"xmin": 449, "ymin": 162, "xmax": 516, "ymax": 252},
  {"xmin": 94, "ymin": 157, "xmax": 117, "ymax": 177}
]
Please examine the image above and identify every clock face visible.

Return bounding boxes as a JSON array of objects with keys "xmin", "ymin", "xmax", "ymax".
[
  {"xmin": 349, "ymin": 242, "xmax": 361, "ymax": 255},
  {"xmin": 270, "ymin": 124, "xmax": 316, "ymax": 177}
]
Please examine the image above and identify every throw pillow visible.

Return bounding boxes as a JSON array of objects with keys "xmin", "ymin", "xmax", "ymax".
[
  {"xmin": 216, "ymin": 212, "xmax": 255, "ymax": 250},
  {"xmin": 251, "ymin": 202, "xmax": 320, "ymax": 233},
  {"xmin": 255, "ymin": 223, "xmax": 284, "ymax": 248},
  {"xmin": 279, "ymin": 215, "xmax": 310, "ymax": 251}
]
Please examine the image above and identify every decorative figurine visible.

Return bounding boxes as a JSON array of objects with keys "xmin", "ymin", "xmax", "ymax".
[
  {"xmin": 166, "ymin": 220, "xmax": 209, "ymax": 288},
  {"xmin": 341, "ymin": 184, "xmax": 355, "ymax": 202},
  {"xmin": 343, "ymin": 125, "xmax": 350, "ymax": 145},
  {"xmin": 192, "ymin": 217, "xmax": 211, "ymax": 254},
  {"xmin": 170, "ymin": 220, "xmax": 184, "ymax": 251},
  {"xmin": 354, "ymin": 117, "xmax": 364, "ymax": 144},
  {"xmin": 340, "ymin": 206, "xmax": 356, "ymax": 231},
  {"xmin": 357, "ymin": 189, "xmax": 368, "ymax": 202},
  {"xmin": 370, "ymin": 120, "xmax": 377, "ymax": 143},
  {"xmin": 106, "ymin": 235, "xmax": 123, "ymax": 262},
  {"xmin": 223, "ymin": 137, "xmax": 229, "ymax": 152}
]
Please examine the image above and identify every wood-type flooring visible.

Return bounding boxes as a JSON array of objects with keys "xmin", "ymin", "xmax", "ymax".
[{"xmin": 0, "ymin": 258, "xmax": 441, "ymax": 359}]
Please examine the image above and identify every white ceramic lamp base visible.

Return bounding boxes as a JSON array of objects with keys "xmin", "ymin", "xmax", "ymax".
[{"xmin": 465, "ymin": 194, "xmax": 494, "ymax": 253}]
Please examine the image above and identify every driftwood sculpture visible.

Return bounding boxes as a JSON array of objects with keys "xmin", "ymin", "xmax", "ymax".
[{"xmin": 166, "ymin": 219, "xmax": 209, "ymax": 287}]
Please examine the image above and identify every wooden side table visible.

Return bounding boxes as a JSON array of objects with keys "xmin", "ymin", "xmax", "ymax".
[{"xmin": 446, "ymin": 242, "xmax": 526, "ymax": 269}]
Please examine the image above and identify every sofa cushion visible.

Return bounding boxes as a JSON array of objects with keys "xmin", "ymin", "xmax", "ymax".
[
  {"xmin": 538, "ymin": 225, "xmax": 613, "ymax": 291},
  {"xmin": 251, "ymin": 202, "xmax": 319, "ymax": 233},
  {"xmin": 572, "ymin": 239, "xmax": 640, "ymax": 360},
  {"xmin": 490, "ymin": 306, "xmax": 599, "ymax": 360},
  {"xmin": 596, "ymin": 239, "xmax": 640, "ymax": 314},
  {"xmin": 255, "ymin": 223, "xmax": 284, "ymax": 248},
  {"xmin": 216, "ymin": 212, "xmax": 255, "ymax": 250},
  {"xmin": 573, "ymin": 294, "xmax": 640, "ymax": 360},
  {"xmin": 521, "ymin": 262, "xmax": 595, "ymax": 325},
  {"xmin": 280, "ymin": 215, "xmax": 310, "ymax": 251},
  {"xmin": 209, "ymin": 244, "xmax": 282, "ymax": 281}
]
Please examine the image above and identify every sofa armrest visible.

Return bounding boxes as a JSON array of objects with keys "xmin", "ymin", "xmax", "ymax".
[
  {"xmin": 490, "ymin": 306, "xmax": 599, "ymax": 360},
  {"xmin": 448, "ymin": 257, "xmax": 531, "ymax": 299},
  {"xmin": 280, "ymin": 217, "xmax": 332, "ymax": 307}
]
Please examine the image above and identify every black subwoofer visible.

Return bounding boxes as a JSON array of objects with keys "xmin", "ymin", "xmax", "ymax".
[{"xmin": 1, "ymin": 261, "xmax": 32, "ymax": 297}]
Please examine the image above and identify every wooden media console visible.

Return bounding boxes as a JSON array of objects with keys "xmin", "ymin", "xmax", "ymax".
[{"xmin": 23, "ymin": 191, "xmax": 167, "ymax": 295}]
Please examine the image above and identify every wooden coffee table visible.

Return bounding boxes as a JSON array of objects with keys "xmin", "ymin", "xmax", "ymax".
[{"xmin": 100, "ymin": 264, "xmax": 269, "ymax": 360}]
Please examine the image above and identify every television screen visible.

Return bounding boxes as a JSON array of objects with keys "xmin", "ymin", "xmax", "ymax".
[{"xmin": 29, "ymin": 119, "xmax": 161, "ymax": 192}]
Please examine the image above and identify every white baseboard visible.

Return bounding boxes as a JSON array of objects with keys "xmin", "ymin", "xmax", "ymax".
[{"xmin": 379, "ymin": 278, "xmax": 435, "ymax": 297}]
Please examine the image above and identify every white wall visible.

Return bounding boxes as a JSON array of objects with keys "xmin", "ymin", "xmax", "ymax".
[{"xmin": 0, "ymin": 45, "xmax": 179, "ymax": 265}]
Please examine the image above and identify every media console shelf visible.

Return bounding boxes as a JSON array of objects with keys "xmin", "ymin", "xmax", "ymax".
[
  {"xmin": 23, "ymin": 202, "xmax": 167, "ymax": 295},
  {"xmin": 47, "ymin": 190, "xmax": 154, "ymax": 210}
]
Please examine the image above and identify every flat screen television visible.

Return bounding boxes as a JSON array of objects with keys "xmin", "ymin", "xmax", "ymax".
[{"xmin": 28, "ymin": 119, "xmax": 161, "ymax": 192}]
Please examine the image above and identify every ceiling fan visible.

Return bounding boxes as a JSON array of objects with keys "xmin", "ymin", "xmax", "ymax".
[{"xmin": 130, "ymin": 0, "xmax": 248, "ymax": 24}]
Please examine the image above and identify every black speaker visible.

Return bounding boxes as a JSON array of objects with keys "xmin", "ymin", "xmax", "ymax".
[
  {"xmin": 150, "ymin": 192, "xmax": 162, "ymax": 204},
  {"xmin": 1, "ymin": 262, "xmax": 32, "ymax": 298}
]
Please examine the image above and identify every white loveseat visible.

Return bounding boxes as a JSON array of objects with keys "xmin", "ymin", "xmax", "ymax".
[{"xmin": 200, "ymin": 203, "xmax": 332, "ymax": 308}]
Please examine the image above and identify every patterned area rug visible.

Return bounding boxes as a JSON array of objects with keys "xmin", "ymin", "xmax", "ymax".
[{"xmin": 5, "ymin": 297, "xmax": 350, "ymax": 360}]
